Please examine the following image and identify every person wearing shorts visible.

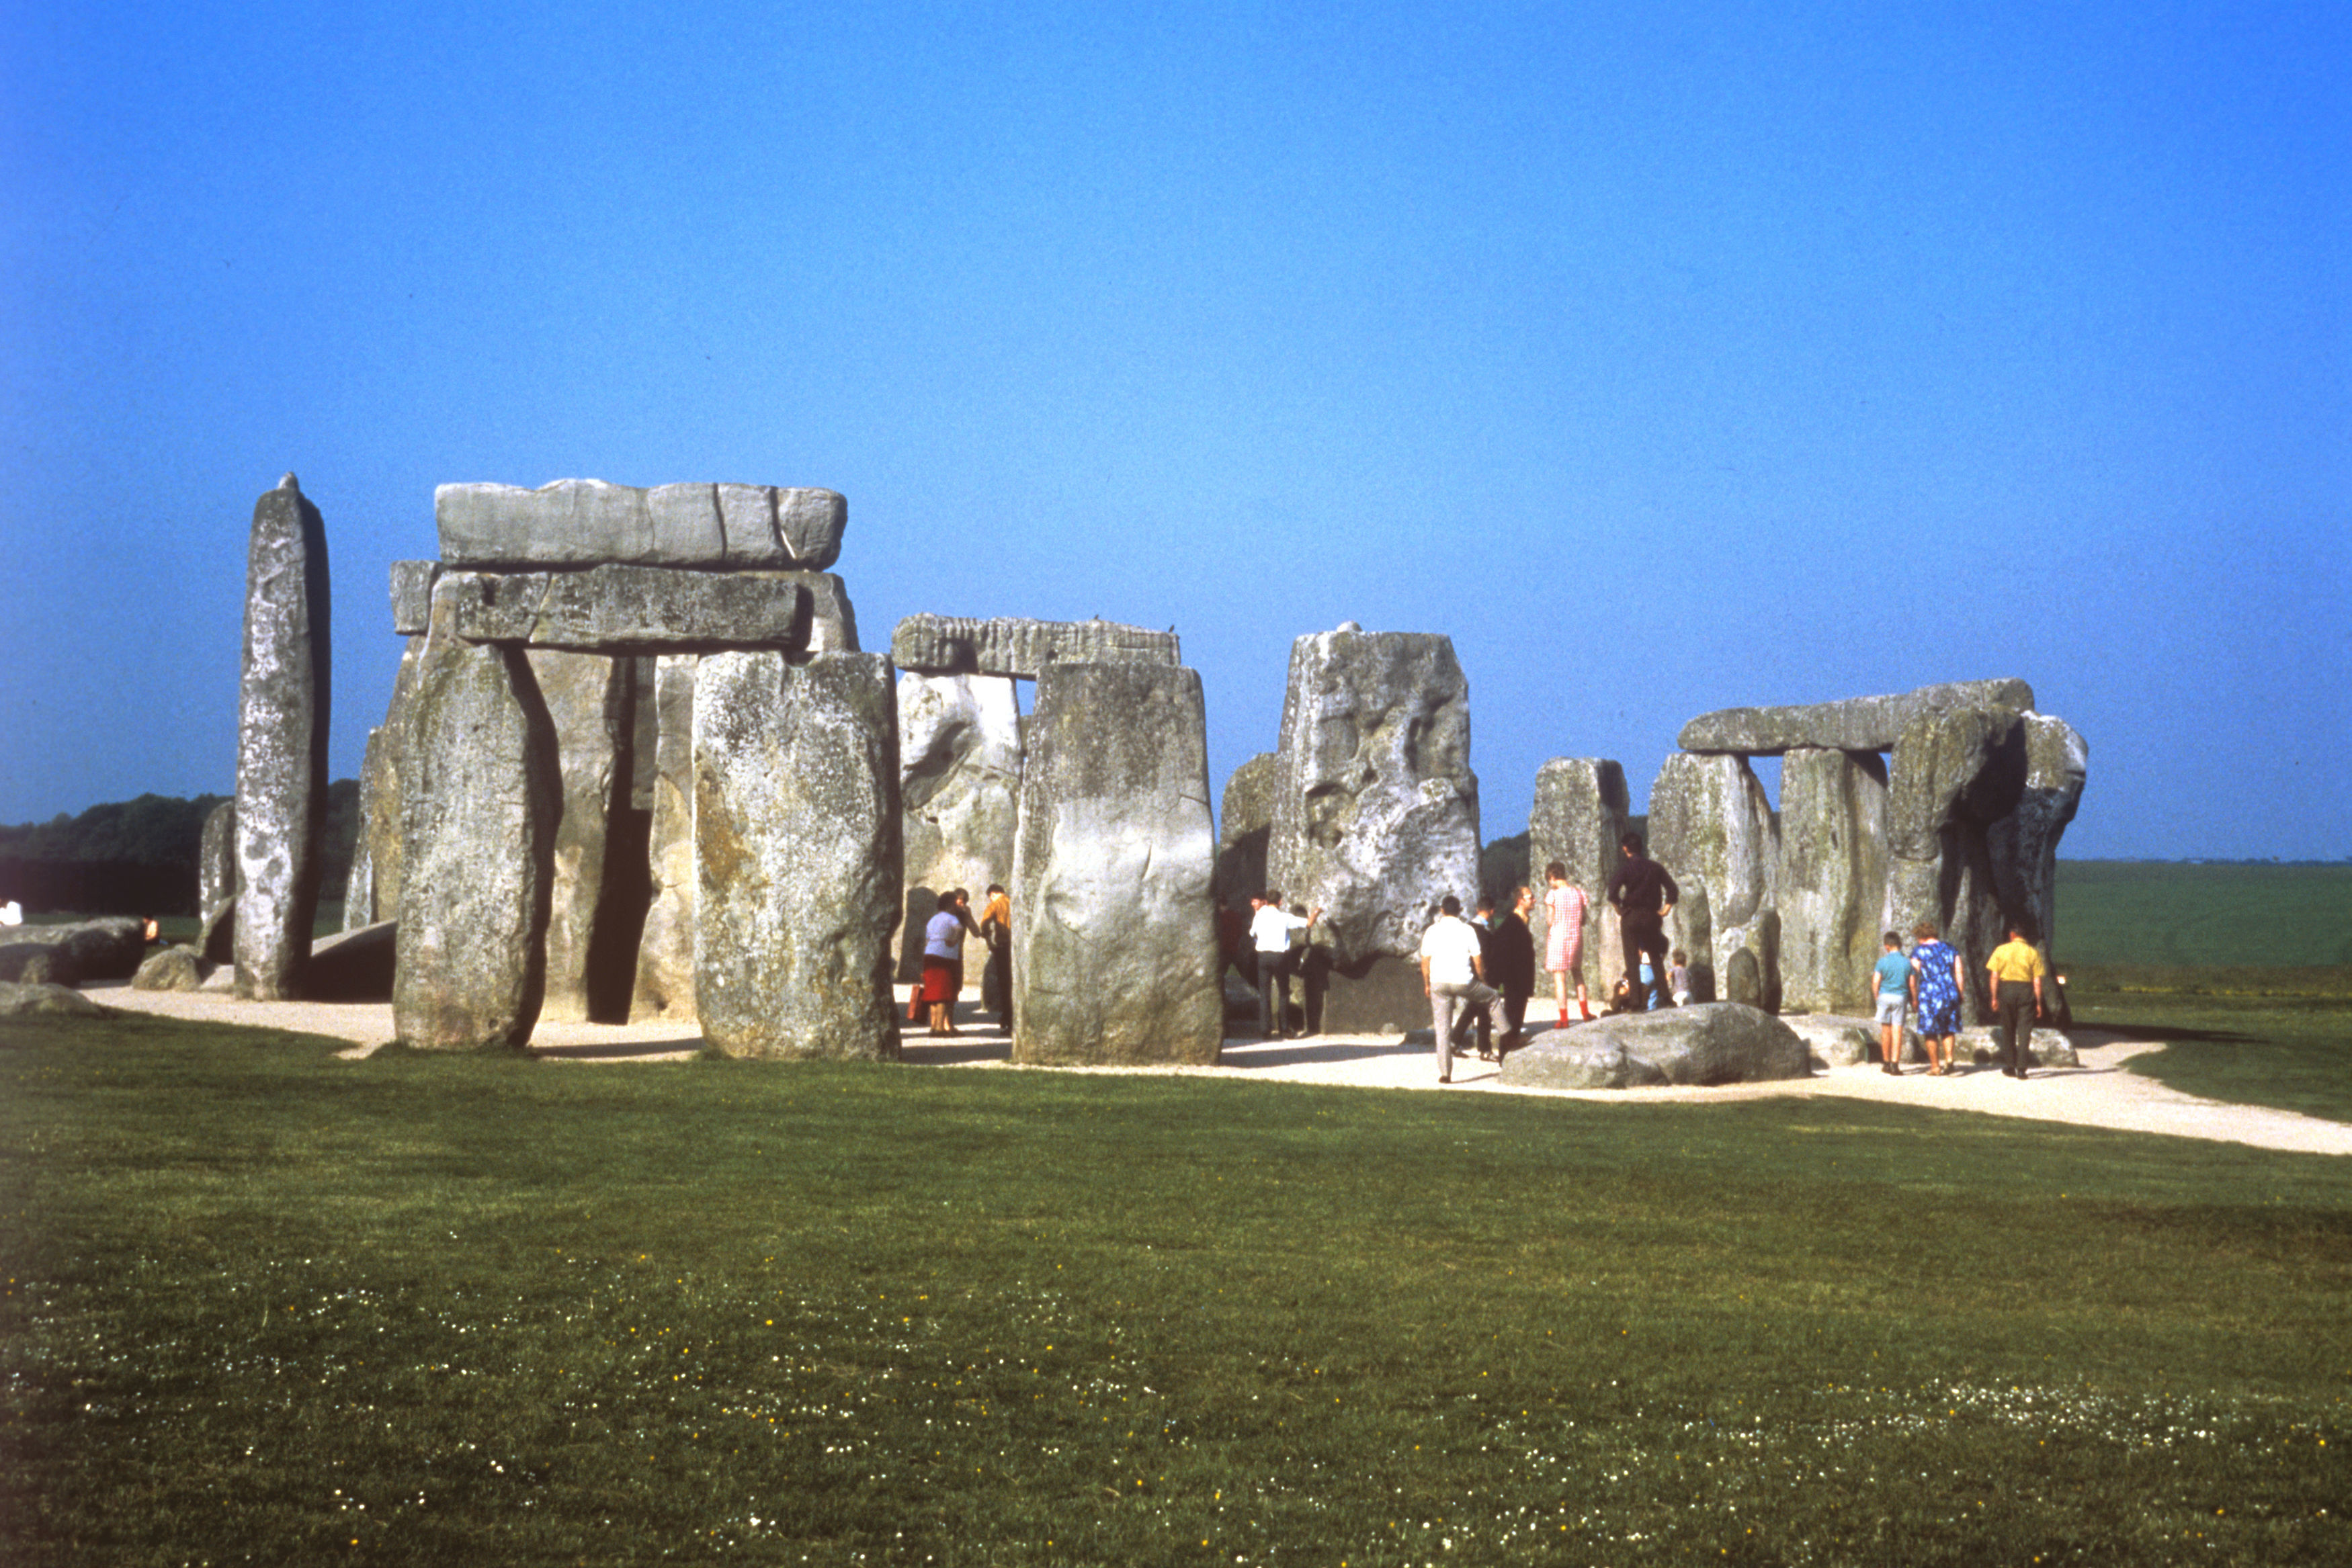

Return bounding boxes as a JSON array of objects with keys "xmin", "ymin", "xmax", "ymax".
[{"xmin": 1872, "ymin": 930, "xmax": 1910, "ymax": 1074}]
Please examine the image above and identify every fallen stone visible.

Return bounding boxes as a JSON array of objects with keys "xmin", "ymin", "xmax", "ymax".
[
  {"xmin": 526, "ymin": 650, "xmax": 626, "ymax": 1023},
  {"xmin": 1779, "ymin": 1012, "xmax": 1921, "ymax": 1069},
  {"xmin": 394, "ymin": 612, "xmax": 556, "ymax": 1051},
  {"xmin": 1958, "ymin": 1025, "xmax": 2079, "ymax": 1069},
  {"xmin": 1501, "ymin": 1002, "xmax": 1812, "ymax": 1088},
  {"xmin": 434, "ymin": 480, "xmax": 848, "ymax": 570},
  {"xmin": 1012, "ymin": 662, "xmax": 1222, "ymax": 1064},
  {"xmin": 694, "ymin": 650, "xmax": 901, "ymax": 1059},
  {"xmin": 890, "ymin": 615, "xmax": 1179, "ymax": 679},
  {"xmin": 1774, "ymin": 748, "xmax": 1890, "ymax": 1014},
  {"xmin": 132, "ymin": 943, "xmax": 212, "ymax": 992},
  {"xmin": 1265, "ymin": 625, "xmax": 1480, "ymax": 1033},
  {"xmin": 308, "ymin": 920, "xmax": 396, "ymax": 1002},
  {"xmin": 630, "ymin": 654, "xmax": 698, "ymax": 1022},
  {"xmin": 896, "ymin": 671, "xmax": 1023, "ymax": 981},
  {"xmin": 0, "ymin": 918, "xmax": 146, "ymax": 984},
  {"xmin": 0, "ymin": 982, "xmax": 118, "ymax": 1018},
  {"xmin": 1525, "ymin": 758, "xmax": 1630, "ymax": 1005},
  {"xmin": 236, "ymin": 473, "xmax": 332, "ymax": 1000},
  {"xmin": 389, "ymin": 560, "xmax": 439, "ymax": 636},
  {"xmin": 200, "ymin": 894, "xmax": 236, "ymax": 965},
  {"xmin": 1214, "ymin": 753, "xmax": 1278, "ymax": 908},
  {"xmin": 1678, "ymin": 679, "xmax": 2038, "ymax": 754}
]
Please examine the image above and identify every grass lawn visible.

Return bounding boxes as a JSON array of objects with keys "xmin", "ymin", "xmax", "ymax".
[
  {"xmin": 2054, "ymin": 863, "xmax": 2352, "ymax": 968},
  {"xmin": 2064, "ymin": 965, "xmax": 2352, "ymax": 1125},
  {"xmin": 3, "ymin": 1013, "xmax": 2347, "ymax": 1566}
]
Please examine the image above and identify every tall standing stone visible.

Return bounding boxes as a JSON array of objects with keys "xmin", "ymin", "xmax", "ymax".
[
  {"xmin": 1885, "ymin": 702, "xmax": 2027, "ymax": 1022},
  {"xmin": 341, "ymin": 726, "xmax": 385, "ymax": 930},
  {"xmin": 1214, "ymin": 753, "xmax": 1279, "ymax": 908},
  {"xmin": 527, "ymin": 650, "xmax": 628, "ymax": 1023},
  {"xmin": 356, "ymin": 636, "xmax": 425, "ymax": 929},
  {"xmin": 235, "ymin": 474, "xmax": 331, "ymax": 1000},
  {"xmin": 693, "ymin": 650, "xmax": 901, "ymax": 1059},
  {"xmin": 1648, "ymin": 752, "xmax": 1777, "ymax": 996},
  {"xmin": 895, "ymin": 671, "xmax": 1023, "ymax": 980},
  {"xmin": 1012, "ymin": 662, "xmax": 1222, "ymax": 1064},
  {"xmin": 631, "ymin": 655, "xmax": 699, "ymax": 1020},
  {"xmin": 1266, "ymin": 625, "xmax": 1480, "ymax": 1033},
  {"xmin": 394, "ymin": 601, "xmax": 557, "ymax": 1050},
  {"xmin": 1984, "ymin": 715, "xmax": 2089, "ymax": 967},
  {"xmin": 199, "ymin": 799, "xmax": 238, "ymax": 920},
  {"xmin": 1525, "ymin": 758, "xmax": 1630, "ymax": 1004},
  {"xmin": 1775, "ymin": 748, "xmax": 1890, "ymax": 1014}
]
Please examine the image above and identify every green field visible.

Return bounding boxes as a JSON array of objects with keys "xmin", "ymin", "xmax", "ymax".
[
  {"xmin": 2055, "ymin": 861, "xmax": 2352, "ymax": 968},
  {"xmin": 3, "ymin": 1012, "xmax": 2348, "ymax": 1567}
]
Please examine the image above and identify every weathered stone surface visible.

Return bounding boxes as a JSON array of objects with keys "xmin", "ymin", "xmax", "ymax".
[
  {"xmin": 1012, "ymin": 662, "xmax": 1221, "ymax": 1064},
  {"xmin": 389, "ymin": 560, "xmax": 439, "ymax": 636},
  {"xmin": 1715, "ymin": 910, "xmax": 1782, "ymax": 1012},
  {"xmin": 394, "ymin": 604, "xmax": 556, "ymax": 1051},
  {"xmin": 896, "ymin": 672, "xmax": 1023, "ymax": 981},
  {"xmin": 1214, "ymin": 753, "xmax": 1279, "ymax": 907},
  {"xmin": 631, "ymin": 655, "xmax": 698, "ymax": 1021},
  {"xmin": 1984, "ymin": 715, "xmax": 2089, "ymax": 961},
  {"xmin": 361, "ymin": 638, "xmax": 425, "ymax": 929},
  {"xmin": 341, "ymin": 726, "xmax": 384, "ymax": 931},
  {"xmin": 1775, "ymin": 748, "xmax": 1890, "ymax": 1014},
  {"xmin": 1780, "ymin": 1012, "xmax": 1922, "ymax": 1068},
  {"xmin": 236, "ymin": 474, "xmax": 331, "ymax": 1000},
  {"xmin": 1501, "ymin": 1003, "xmax": 1812, "ymax": 1088},
  {"xmin": 200, "ymin": 893, "xmax": 237, "ymax": 965},
  {"xmin": 308, "ymin": 920, "xmax": 396, "ymax": 1002},
  {"xmin": 890, "ymin": 615, "xmax": 1179, "ymax": 679},
  {"xmin": 527, "ymin": 650, "xmax": 626, "ymax": 1023},
  {"xmin": 1679, "ymin": 679, "xmax": 2038, "ymax": 754},
  {"xmin": 1662, "ymin": 875, "xmax": 1714, "ymax": 1002},
  {"xmin": 1888, "ymin": 703, "xmax": 2027, "ymax": 858},
  {"xmin": 1265, "ymin": 625, "xmax": 1480, "ymax": 1034},
  {"xmin": 1525, "ymin": 758, "xmax": 1630, "ymax": 1003},
  {"xmin": 1957, "ymin": 1025, "xmax": 2079, "ymax": 1069},
  {"xmin": 0, "ymin": 917, "xmax": 147, "ymax": 986},
  {"xmin": 1648, "ymin": 752, "xmax": 1775, "ymax": 998},
  {"xmin": 435, "ymin": 480, "xmax": 847, "ymax": 570},
  {"xmin": 694, "ymin": 650, "xmax": 901, "ymax": 1059},
  {"xmin": 199, "ymin": 799, "xmax": 237, "ymax": 934},
  {"xmin": 0, "ymin": 982, "xmax": 118, "ymax": 1018},
  {"xmin": 433, "ymin": 565, "xmax": 858, "ymax": 654},
  {"xmin": 132, "ymin": 943, "xmax": 214, "ymax": 992}
]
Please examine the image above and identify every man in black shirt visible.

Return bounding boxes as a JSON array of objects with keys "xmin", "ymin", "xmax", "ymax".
[{"xmin": 1603, "ymin": 830, "xmax": 1679, "ymax": 1010}]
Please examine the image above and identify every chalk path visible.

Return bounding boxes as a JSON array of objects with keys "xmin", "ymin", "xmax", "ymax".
[{"xmin": 84, "ymin": 982, "xmax": 2352, "ymax": 1159}]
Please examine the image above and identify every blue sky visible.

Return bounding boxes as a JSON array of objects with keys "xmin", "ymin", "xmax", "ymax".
[{"xmin": 3, "ymin": 1, "xmax": 2345, "ymax": 858}]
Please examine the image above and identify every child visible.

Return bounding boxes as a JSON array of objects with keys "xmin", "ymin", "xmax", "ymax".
[
  {"xmin": 1669, "ymin": 949, "xmax": 1691, "ymax": 1006},
  {"xmin": 1872, "ymin": 929, "xmax": 1910, "ymax": 1074}
]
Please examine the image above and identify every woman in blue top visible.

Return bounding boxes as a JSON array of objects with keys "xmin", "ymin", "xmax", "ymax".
[{"xmin": 1907, "ymin": 919, "xmax": 1966, "ymax": 1076}]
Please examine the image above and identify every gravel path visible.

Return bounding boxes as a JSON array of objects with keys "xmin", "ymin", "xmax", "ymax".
[{"xmin": 85, "ymin": 982, "xmax": 2352, "ymax": 1158}]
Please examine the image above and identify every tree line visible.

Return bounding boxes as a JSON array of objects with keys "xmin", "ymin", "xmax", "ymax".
[{"xmin": 0, "ymin": 783, "xmax": 360, "ymax": 916}]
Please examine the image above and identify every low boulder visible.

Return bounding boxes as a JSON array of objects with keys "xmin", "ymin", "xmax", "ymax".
[
  {"xmin": 132, "ymin": 945, "xmax": 214, "ymax": 992},
  {"xmin": 307, "ymin": 922, "xmax": 396, "ymax": 1002},
  {"xmin": 1779, "ymin": 1012, "xmax": 1923, "ymax": 1068},
  {"xmin": 1500, "ymin": 1002, "xmax": 1812, "ymax": 1089},
  {"xmin": 0, "ymin": 982, "xmax": 118, "ymax": 1018},
  {"xmin": 1958, "ymin": 1026, "xmax": 2079, "ymax": 1069},
  {"xmin": 0, "ymin": 918, "xmax": 147, "ymax": 984}
]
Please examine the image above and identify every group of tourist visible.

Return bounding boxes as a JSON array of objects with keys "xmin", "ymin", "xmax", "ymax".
[
  {"xmin": 910, "ymin": 885, "xmax": 1013, "ymax": 1037},
  {"xmin": 1873, "ymin": 918, "xmax": 2048, "ymax": 1078}
]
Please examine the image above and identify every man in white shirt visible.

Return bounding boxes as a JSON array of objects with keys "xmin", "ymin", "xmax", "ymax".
[
  {"xmin": 1419, "ymin": 894, "xmax": 1519, "ymax": 1083},
  {"xmin": 1249, "ymin": 889, "xmax": 1321, "ymax": 1040}
]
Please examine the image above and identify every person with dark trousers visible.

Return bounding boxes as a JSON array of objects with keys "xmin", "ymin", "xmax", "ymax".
[
  {"xmin": 1984, "ymin": 920, "xmax": 2048, "ymax": 1078},
  {"xmin": 978, "ymin": 883, "xmax": 1013, "ymax": 1035},
  {"xmin": 1249, "ymin": 889, "xmax": 1320, "ymax": 1040},
  {"xmin": 1471, "ymin": 888, "xmax": 1538, "ymax": 1054},
  {"xmin": 1603, "ymin": 830, "xmax": 1679, "ymax": 1011}
]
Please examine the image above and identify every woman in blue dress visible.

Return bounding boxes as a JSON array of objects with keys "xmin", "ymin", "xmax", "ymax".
[{"xmin": 1907, "ymin": 920, "xmax": 1966, "ymax": 1076}]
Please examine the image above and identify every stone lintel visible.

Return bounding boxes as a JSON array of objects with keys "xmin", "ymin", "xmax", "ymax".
[
  {"xmin": 434, "ymin": 479, "xmax": 846, "ymax": 571},
  {"xmin": 429, "ymin": 564, "xmax": 857, "ymax": 654},
  {"xmin": 890, "ymin": 614, "xmax": 1179, "ymax": 679},
  {"xmin": 390, "ymin": 560, "xmax": 440, "ymax": 636},
  {"xmin": 1677, "ymin": 679, "xmax": 2037, "ymax": 755}
]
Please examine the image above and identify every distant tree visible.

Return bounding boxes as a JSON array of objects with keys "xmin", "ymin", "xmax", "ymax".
[{"xmin": 1480, "ymin": 832, "xmax": 1530, "ymax": 901}]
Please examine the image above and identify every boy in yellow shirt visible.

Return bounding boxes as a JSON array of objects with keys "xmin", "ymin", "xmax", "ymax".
[{"xmin": 1985, "ymin": 923, "xmax": 2047, "ymax": 1080}]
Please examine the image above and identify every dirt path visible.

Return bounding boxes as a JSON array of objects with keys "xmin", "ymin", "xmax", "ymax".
[{"xmin": 86, "ymin": 984, "xmax": 2352, "ymax": 1158}]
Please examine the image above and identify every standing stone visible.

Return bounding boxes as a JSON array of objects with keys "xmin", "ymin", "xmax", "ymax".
[
  {"xmin": 358, "ymin": 636, "xmax": 425, "ymax": 930},
  {"xmin": 341, "ymin": 726, "xmax": 384, "ymax": 930},
  {"xmin": 693, "ymin": 650, "xmax": 900, "ymax": 1059},
  {"xmin": 1983, "ymin": 715, "xmax": 2089, "ymax": 968},
  {"xmin": 631, "ymin": 655, "xmax": 698, "ymax": 1020},
  {"xmin": 1647, "ymin": 752, "xmax": 1777, "ymax": 996},
  {"xmin": 1266, "ymin": 625, "xmax": 1480, "ymax": 1033},
  {"xmin": 1524, "ymin": 758, "xmax": 1630, "ymax": 1004},
  {"xmin": 198, "ymin": 800, "xmax": 237, "ymax": 924},
  {"xmin": 895, "ymin": 672, "xmax": 1023, "ymax": 981},
  {"xmin": 394, "ymin": 603, "xmax": 557, "ymax": 1051},
  {"xmin": 1214, "ymin": 753, "xmax": 1278, "ymax": 907},
  {"xmin": 1012, "ymin": 662, "xmax": 1221, "ymax": 1064},
  {"xmin": 235, "ymin": 474, "xmax": 332, "ymax": 1000},
  {"xmin": 1663, "ymin": 875, "xmax": 1714, "ymax": 1003},
  {"xmin": 1775, "ymin": 748, "xmax": 1890, "ymax": 1014},
  {"xmin": 527, "ymin": 650, "xmax": 627, "ymax": 1023},
  {"xmin": 1716, "ymin": 909, "xmax": 1782, "ymax": 1012},
  {"xmin": 1886, "ymin": 702, "xmax": 2029, "ymax": 1022}
]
